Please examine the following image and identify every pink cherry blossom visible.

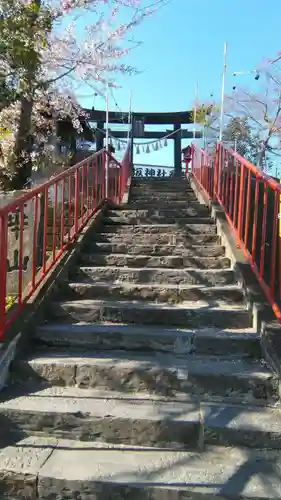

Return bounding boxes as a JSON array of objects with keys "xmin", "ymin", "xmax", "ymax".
[{"xmin": 0, "ymin": 0, "xmax": 167, "ymax": 187}]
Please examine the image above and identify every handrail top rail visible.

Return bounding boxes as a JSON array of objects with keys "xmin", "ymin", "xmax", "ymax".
[
  {"xmin": 192, "ymin": 142, "xmax": 281, "ymax": 194},
  {"xmin": 0, "ymin": 144, "xmax": 130, "ymax": 216},
  {"xmin": 0, "ymin": 149, "xmax": 103, "ymax": 216}
]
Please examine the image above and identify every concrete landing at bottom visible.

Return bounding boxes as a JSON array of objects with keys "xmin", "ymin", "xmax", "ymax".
[{"xmin": 1, "ymin": 436, "xmax": 281, "ymax": 499}]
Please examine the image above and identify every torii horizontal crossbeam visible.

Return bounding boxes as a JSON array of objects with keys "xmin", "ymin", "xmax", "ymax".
[{"xmin": 85, "ymin": 109, "xmax": 193, "ymax": 125}]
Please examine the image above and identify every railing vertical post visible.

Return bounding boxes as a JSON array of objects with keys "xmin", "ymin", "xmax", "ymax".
[
  {"xmin": 260, "ymin": 184, "xmax": 268, "ymax": 279},
  {"xmin": 32, "ymin": 195, "xmax": 39, "ymax": 291},
  {"xmin": 191, "ymin": 145, "xmax": 194, "ymax": 174},
  {"xmin": 42, "ymin": 187, "xmax": 48, "ymax": 274},
  {"xmin": 60, "ymin": 179, "xmax": 65, "ymax": 250},
  {"xmin": 74, "ymin": 168, "xmax": 79, "ymax": 233},
  {"xmin": 270, "ymin": 191, "xmax": 278, "ymax": 296},
  {"xmin": 244, "ymin": 172, "xmax": 251, "ymax": 250},
  {"xmin": 18, "ymin": 205, "xmax": 25, "ymax": 308},
  {"xmin": 214, "ymin": 143, "xmax": 220, "ymax": 198},
  {"xmin": 251, "ymin": 178, "xmax": 259, "ymax": 263},
  {"xmin": 0, "ymin": 214, "xmax": 7, "ymax": 341},
  {"xmin": 105, "ymin": 151, "xmax": 109, "ymax": 199},
  {"xmin": 237, "ymin": 163, "xmax": 245, "ymax": 238},
  {"xmin": 101, "ymin": 152, "xmax": 105, "ymax": 200}
]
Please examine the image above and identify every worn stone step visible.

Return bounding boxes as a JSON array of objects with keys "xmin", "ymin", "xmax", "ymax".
[
  {"xmin": 62, "ymin": 282, "xmax": 243, "ymax": 304},
  {"xmin": 106, "ymin": 208, "xmax": 211, "ymax": 219},
  {"xmin": 0, "ymin": 385, "xmax": 200, "ymax": 449},
  {"xmin": 91, "ymin": 232, "xmax": 221, "ymax": 245},
  {"xmin": 130, "ymin": 195, "xmax": 195, "ymax": 202},
  {"xmin": 15, "ymin": 351, "xmax": 278, "ymax": 401},
  {"xmin": 128, "ymin": 200, "xmax": 198, "ymax": 207},
  {"xmin": 78, "ymin": 253, "xmax": 230, "ymax": 270},
  {"xmin": 2, "ymin": 437, "xmax": 281, "ymax": 499},
  {"xmin": 131, "ymin": 183, "xmax": 192, "ymax": 189},
  {"xmin": 1, "ymin": 386, "xmax": 279, "ymax": 450},
  {"xmin": 132, "ymin": 180, "xmax": 191, "ymax": 185},
  {"xmin": 103, "ymin": 217, "xmax": 214, "ymax": 229},
  {"xmin": 104, "ymin": 216, "xmax": 214, "ymax": 226},
  {"xmin": 132, "ymin": 178, "xmax": 187, "ymax": 182},
  {"xmin": 132, "ymin": 183, "xmax": 188, "ymax": 187},
  {"xmin": 71, "ymin": 266, "xmax": 236, "ymax": 286},
  {"xmin": 47, "ymin": 299, "xmax": 251, "ymax": 329},
  {"xmin": 35, "ymin": 323, "xmax": 260, "ymax": 358},
  {"xmin": 83, "ymin": 242, "xmax": 226, "ymax": 257},
  {"xmin": 99, "ymin": 224, "xmax": 216, "ymax": 235},
  {"xmin": 131, "ymin": 184, "xmax": 193, "ymax": 190},
  {"xmin": 131, "ymin": 188, "xmax": 196, "ymax": 194},
  {"xmin": 132, "ymin": 178, "xmax": 187, "ymax": 184},
  {"xmin": 131, "ymin": 191, "xmax": 195, "ymax": 198},
  {"xmin": 132, "ymin": 184, "xmax": 194, "ymax": 190},
  {"xmin": 131, "ymin": 195, "xmax": 198, "ymax": 203},
  {"xmin": 125, "ymin": 203, "xmax": 200, "ymax": 211},
  {"xmin": 131, "ymin": 181, "xmax": 191, "ymax": 187}
]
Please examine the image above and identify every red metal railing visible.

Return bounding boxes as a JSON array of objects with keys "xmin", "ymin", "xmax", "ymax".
[
  {"xmin": 191, "ymin": 142, "xmax": 281, "ymax": 321},
  {"xmin": 0, "ymin": 145, "xmax": 131, "ymax": 340}
]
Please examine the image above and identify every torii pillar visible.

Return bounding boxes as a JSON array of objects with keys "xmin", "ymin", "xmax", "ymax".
[
  {"xmin": 95, "ymin": 121, "xmax": 104, "ymax": 151},
  {"xmin": 174, "ymin": 123, "xmax": 181, "ymax": 177}
]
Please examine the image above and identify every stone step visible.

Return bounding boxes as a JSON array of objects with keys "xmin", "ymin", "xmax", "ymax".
[
  {"xmin": 132, "ymin": 179, "xmax": 187, "ymax": 184},
  {"xmin": 126, "ymin": 201, "xmax": 199, "ymax": 209},
  {"xmin": 91, "ymin": 232, "xmax": 221, "ymax": 245},
  {"xmin": 15, "ymin": 350, "xmax": 278, "ymax": 401},
  {"xmin": 35, "ymin": 323, "xmax": 260, "ymax": 358},
  {"xmin": 131, "ymin": 181, "xmax": 191, "ymax": 187},
  {"xmin": 128, "ymin": 193, "xmax": 196, "ymax": 202},
  {"xmin": 2, "ymin": 437, "xmax": 281, "ymax": 499},
  {"xmin": 131, "ymin": 184, "xmax": 193, "ymax": 190},
  {"xmin": 62, "ymin": 282, "xmax": 243, "ymax": 304},
  {"xmin": 132, "ymin": 178, "xmax": 190, "ymax": 184},
  {"xmin": 132, "ymin": 185, "xmax": 188, "ymax": 189},
  {"xmin": 47, "ymin": 299, "xmax": 251, "ymax": 329},
  {"xmin": 131, "ymin": 184, "xmax": 194, "ymax": 190},
  {"xmin": 132, "ymin": 178, "xmax": 188, "ymax": 182},
  {"xmin": 78, "ymin": 253, "xmax": 231, "ymax": 270},
  {"xmin": 82, "ymin": 242, "xmax": 226, "ymax": 257},
  {"xmin": 0, "ymin": 385, "xmax": 200, "ymax": 449},
  {"xmin": 131, "ymin": 190, "xmax": 195, "ymax": 197},
  {"xmin": 130, "ymin": 196, "xmax": 198, "ymax": 203},
  {"xmin": 99, "ymin": 224, "xmax": 216, "ymax": 235},
  {"xmin": 106, "ymin": 208, "xmax": 211, "ymax": 219},
  {"xmin": 104, "ymin": 216, "xmax": 214, "ymax": 226},
  {"xmin": 1, "ymin": 386, "xmax": 280, "ymax": 450},
  {"xmin": 131, "ymin": 183, "xmax": 192, "ymax": 189},
  {"xmin": 131, "ymin": 188, "xmax": 196, "ymax": 194},
  {"xmin": 71, "ymin": 266, "xmax": 236, "ymax": 286}
]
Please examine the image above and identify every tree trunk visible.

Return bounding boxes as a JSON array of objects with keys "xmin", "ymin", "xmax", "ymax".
[
  {"xmin": 256, "ymin": 148, "xmax": 266, "ymax": 171},
  {"xmin": 6, "ymin": 0, "xmax": 41, "ymax": 190},
  {"xmin": 8, "ymin": 96, "xmax": 34, "ymax": 190}
]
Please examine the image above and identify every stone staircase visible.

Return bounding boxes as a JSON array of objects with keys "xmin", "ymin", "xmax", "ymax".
[{"xmin": 1, "ymin": 178, "xmax": 281, "ymax": 498}]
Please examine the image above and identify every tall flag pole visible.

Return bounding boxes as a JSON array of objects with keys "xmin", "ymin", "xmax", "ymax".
[{"xmin": 219, "ymin": 42, "xmax": 227, "ymax": 142}]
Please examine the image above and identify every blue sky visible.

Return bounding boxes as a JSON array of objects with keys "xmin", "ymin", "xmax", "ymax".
[{"xmin": 77, "ymin": 0, "xmax": 281, "ymax": 170}]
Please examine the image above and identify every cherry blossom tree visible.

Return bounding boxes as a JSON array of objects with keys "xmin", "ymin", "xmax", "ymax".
[
  {"xmin": 193, "ymin": 62, "xmax": 281, "ymax": 171},
  {"xmin": 225, "ymin": 61, "xmax": 281, "ymax": 170},
  {"xmin": 0, "ymin": 0, "xmax": 168, "ymax": 189}
]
